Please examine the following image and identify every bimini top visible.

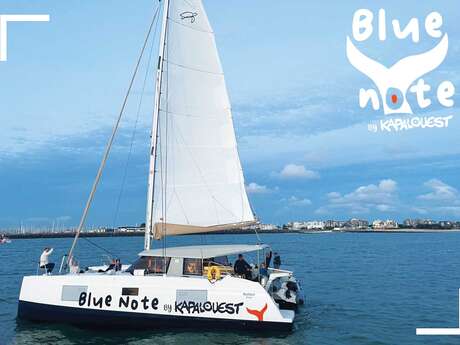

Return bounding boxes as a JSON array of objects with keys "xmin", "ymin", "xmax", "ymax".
[{"xmin": 138, "ymin": 244, "xmax": 270, "ymax": 259}]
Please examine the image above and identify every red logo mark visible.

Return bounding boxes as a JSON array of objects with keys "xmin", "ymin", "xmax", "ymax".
[
  {"xmin": 391, "ymin": 94, "xmax": 398, "ymax": 104},
  {"xmin": 246, "ymin": 303, "xmax": 268, "ymax": 321}
]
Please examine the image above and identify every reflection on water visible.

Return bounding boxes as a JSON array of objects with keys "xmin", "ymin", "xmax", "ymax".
[
  {"xmin": 12, "ymin": 320, "xmax": 295, "ymax": 345},
  {"xmin": 2, "ymin": 233, "xmax": 460, "ymax": 345}
]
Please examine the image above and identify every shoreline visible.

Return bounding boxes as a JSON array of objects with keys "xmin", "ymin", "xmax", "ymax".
[{"xmin": 4, "ymin": 228, "xmax": 460, "ymax": 240}]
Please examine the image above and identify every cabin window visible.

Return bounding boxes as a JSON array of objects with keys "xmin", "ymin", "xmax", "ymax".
[
  {"xmin": 183, "ymin": 258, "xmax": 203, "ymax": 276},
  {"xmin": 122, "ymin": 288, "xmax": 139, "ymax": 296},
  {"xmin": 127, "ymin": 256, "xmax": 171, "ymax": 274},
  {"xmin": 213, "ymin": 256, "xmax": 229, "ymax": 266}
]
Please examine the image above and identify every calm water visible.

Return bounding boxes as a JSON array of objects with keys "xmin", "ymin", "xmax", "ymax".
[{"xmin": 1, "ymin": 232, "xmax": 460, "ymax": 345}]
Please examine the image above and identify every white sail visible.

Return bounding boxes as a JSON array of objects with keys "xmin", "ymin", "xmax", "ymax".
[{"xmin": 151, "ymin": 0, "xmax": 255, "ymax": 239}]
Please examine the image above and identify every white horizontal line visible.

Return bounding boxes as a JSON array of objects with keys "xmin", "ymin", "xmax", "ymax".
[{"xmin": 416, "ymin": 328, "xmax": 460, "ymax": 335}]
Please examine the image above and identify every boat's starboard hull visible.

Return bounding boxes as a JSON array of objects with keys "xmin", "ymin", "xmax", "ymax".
[
  {"xmin": 18, "ymin": 274, "xmax": 295, "ymax": 331},
  {"xmin": 18, "ymin": 300, "xmax": 292, "ymax": 331}
]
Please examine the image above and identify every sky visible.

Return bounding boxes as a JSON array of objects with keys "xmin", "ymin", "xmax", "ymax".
[{"xmin": 0, "ymin": 0, "xmax": 459, "ymax": 229}]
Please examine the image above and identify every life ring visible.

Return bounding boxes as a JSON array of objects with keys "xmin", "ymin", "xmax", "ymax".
[{"xmin": 207, "ymin": 266, "xmax": 221, "ymax": 281}]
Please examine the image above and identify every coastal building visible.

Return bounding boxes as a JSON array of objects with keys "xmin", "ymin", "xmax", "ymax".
[
  {"xmin": 117, "ymin": 226, "xmax": 142, "ymax": 233},
  {"xmin": 242, "ymin": 223, "xmax": 279, "ymax": 231},
  {"xmin": 344, "ymin": 218, "xmax": 369, "ymax": 229},
  {"xmin": 259, "ymin": 224, "xmax": 279, "ymax": 231},
  {"xmin": 403, "ymin": 219, "xmax": 436, "ymax": 228},
  {"xmin": 287, "ymin": 221, "xmax": 325, "ymax": 231},
  {"xmin": 372, "ymin": 219, "xmax": 399, "ymax": 230},
  {"xmin": 439, "ymin": 221, "xmax": 454, "ymax": 229},
  {"xmin": 290, "ymin": 222, "xmax": 305, "ymax": 231},
  {"xmin": 325, "ymin": 220, "xmax": 346, "ymax": 229}
]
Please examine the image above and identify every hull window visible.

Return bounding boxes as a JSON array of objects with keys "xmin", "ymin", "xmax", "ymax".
[
  {"xmin": 61, "ymin": 285, "xmax": 88, "ymax": 301},
  {"xmin": 122, "ymin": 288, "xmax": 139, "ymax": 296},
  {"xmin": 176, "ymin": 290, "xmax": 207, "ymax": 304}
]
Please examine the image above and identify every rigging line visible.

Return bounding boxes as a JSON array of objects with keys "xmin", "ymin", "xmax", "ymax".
[
  {"xmin": 168, "ymin": 17, "xmax": 214, "ymax": 34},
  {"xmin": 112, "ymin": 9, "xmax": 160, "ymax": 229},
  {"xmin": 81, "ymin": 236, "xmax": 114, "ymax": 257},
  {"xmin": 158, "ymin": 107, "xmax": 232, "ymax": 119},
  {"xmin": 181, "ymin": 0, "xmax": 198, "ymax": 10},
  {"xmin": 164, "ymin": 59, "xmax": 223, "ymax": 76},
  {"xmin": 66, "ymin": 5, "xmax": 161, "ymax": 264}
]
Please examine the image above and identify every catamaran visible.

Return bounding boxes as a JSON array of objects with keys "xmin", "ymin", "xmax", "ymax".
[{"xmin": 18, "ymin": 0, "xmax": 303, "ymax": 330}]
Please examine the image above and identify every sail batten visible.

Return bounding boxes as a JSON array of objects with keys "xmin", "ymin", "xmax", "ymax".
[{"xmin": 150, "ymin": 0, "xmax": 254, "ymax": 240}]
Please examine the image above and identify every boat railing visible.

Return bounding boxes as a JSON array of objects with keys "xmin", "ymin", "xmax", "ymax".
[
  {"xmin": 268, "ymin": 267, "xmax": 293, "ymax": 275},
  {"xmin": 58, "ymin": 254, "xmax": 68, "ymax": 274},
  {"xmin": 35, "ymin": 261, "xmax": 44, "ymax": 275}
]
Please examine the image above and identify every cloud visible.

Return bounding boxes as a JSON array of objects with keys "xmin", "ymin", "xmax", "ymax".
[
  {"xmin": 376, "ymin": 204, "xmax": 392, "ymax": 212},
  {"xmin": 246, "ymin": 182, "xmax": 271, "ymax": 194},
  {"xmin": 418, "ymin": 179, "xmax": 459, "ymax": 201},
  {"xmin": 284, "ymin": 196, "xmax": 312, "ymax": 207},
  {"xmin": 316, "ymin": 179, "xmax": 398, "ymax": 215},
  {"xmin": 277, "ymin": 164, "xmax": 320, "ymax": 179},
  {"xmin": 414, "ymin": 179, "xmax": 460, "ymax": 217}
]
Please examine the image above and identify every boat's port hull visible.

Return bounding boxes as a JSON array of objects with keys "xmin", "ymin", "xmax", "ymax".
[{"xmin": 18, "ymin": 300, "xmax": 293, "ymax": 331}]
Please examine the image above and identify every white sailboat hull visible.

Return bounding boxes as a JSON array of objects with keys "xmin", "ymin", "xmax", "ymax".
[{"xmin": 18, "ymin": 274, "xmax": 295, "ymax": 330}]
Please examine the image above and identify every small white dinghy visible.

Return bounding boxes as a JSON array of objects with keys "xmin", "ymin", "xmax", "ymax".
[
  {"xmin": 18, "ymin": 0, "xmax": 304, "ymax": 331},
  {"xmin": 0, "ymin": 237, "xmax": 11, "ymax": 244}
]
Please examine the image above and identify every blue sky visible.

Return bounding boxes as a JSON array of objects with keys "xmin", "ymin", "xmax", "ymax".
[{"xmin": 0, "ymin": 0, "xmax": 459, "ymax": 229}]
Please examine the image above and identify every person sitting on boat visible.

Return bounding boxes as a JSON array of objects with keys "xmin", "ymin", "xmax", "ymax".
[
  {"xmin": 98, "ymin": 259, "xmax": 116, "ymax": 273},
  {"xmin": 69, "ymin": 257, "xmax": 80, "ymax": 274},
  {"xmin": 234, "ymin": 254, "xmax": 251, "ymax": 279},
  {"xmin": 39, "ymin": 247, "xmax": 55, "ymax": 274},
  {"xmin": 273, "ymin": 252, "xmax": 281, "ymax": 269},
  {"xmin": 259, "ymin": 262, "xmax": 269, "ymax": 278},
  {"xmin": 115, "ymin": 258, "xmax": 122, "ymax": 272},
  {"xmin": 265, "ymin": 250, "xmax": 272, "ymax": 267}
]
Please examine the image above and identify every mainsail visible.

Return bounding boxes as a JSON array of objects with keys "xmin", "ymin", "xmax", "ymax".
[{"xmin": 148, "ymin": 0, "xmax": 255, "ymax": 240}]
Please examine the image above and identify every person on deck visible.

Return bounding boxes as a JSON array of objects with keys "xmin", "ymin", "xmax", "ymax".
[
  {"xmin": 40, "ymin": 247, "xmax": 55, "ymax": 274},
  {"xmin": 259, "ymin": 262, "xmax": 269, "ymax": 278},
  {"xmin": 234, "ymin": 254, "xmax": 252, "ymax": 279},
  {"xmin": 98, "ymin": 259, "xmax": 116, "ymax": 273},
  {"xmin": 273, "ymin": 252, "xmax": 281, "ymax": 269},
  {"xmin": 115, "ymin": 258, "xmax": 122, "ymax": 272},
  {"xmin": 265, "ymin": 251, "xmax": 272, "ymax": 268}
]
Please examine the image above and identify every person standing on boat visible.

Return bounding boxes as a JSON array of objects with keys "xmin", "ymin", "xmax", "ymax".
[
  {"xmin": 273, "ymin": 252, "xmax": 281, "ymax": 269},
  {"xmin": 259, "ymin": 262, "xmax": 269, "ymax": 277},
  {"xmin": 265, "ymin": 250, "xmax": 272, "ymax": 267},
  {"xmin": 234, "ymin": 254, "xmax": 251, "ymax": 279},
  {"xmin": 39, "ymin": 247, "xmax": 55, "ymax": 274}
]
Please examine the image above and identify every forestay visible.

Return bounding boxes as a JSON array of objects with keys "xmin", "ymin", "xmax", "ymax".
[{"xmin": 151, "ymin": 0, "xmax": 255, "ymax": 240}]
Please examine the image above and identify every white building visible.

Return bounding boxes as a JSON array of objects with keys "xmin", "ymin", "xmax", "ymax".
[
  {"xmin": 290, "ymin": 221, "xmax": 325, "ymax": 230},
  {"xmin": 305, "ymin": 221, "xmax": 325, "ymax": 230},
  {"xmin": 372, "ymin": 219, "xmax": 399, "ymax": 230}
]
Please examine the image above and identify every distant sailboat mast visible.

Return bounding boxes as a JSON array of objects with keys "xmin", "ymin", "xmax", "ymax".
[{"xmin": 145, "ymin": 0, "xmax": 170, "ymax": 250}]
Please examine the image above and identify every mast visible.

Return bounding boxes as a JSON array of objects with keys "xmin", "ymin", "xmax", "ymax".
[{"xmin": 145, "ymin": 0, "xmax": 170, "ymax": 250}]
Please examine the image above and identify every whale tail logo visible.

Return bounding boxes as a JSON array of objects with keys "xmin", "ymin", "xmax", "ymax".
[
  {"xmin": 246, "ymin": 303, "xmax": 268, "ymax": 321},
  {"xmin": 346, "ymin": 34, "xmax": 449, "ymax": 115}
]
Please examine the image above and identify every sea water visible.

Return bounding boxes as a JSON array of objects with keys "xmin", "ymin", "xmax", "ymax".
[{"xmin": 1, "ymin": 232, "xmax": 460, "ymax": 345}]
